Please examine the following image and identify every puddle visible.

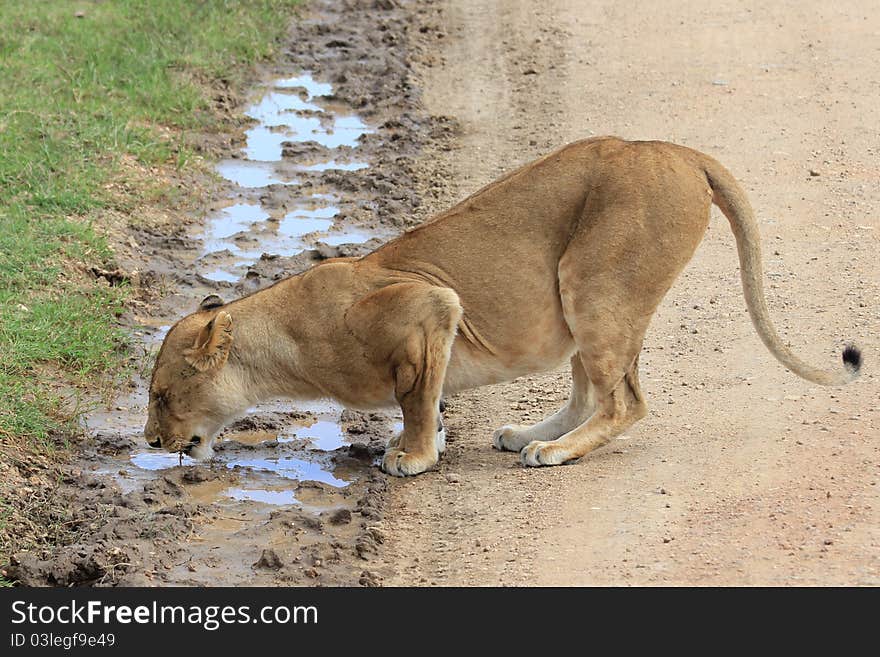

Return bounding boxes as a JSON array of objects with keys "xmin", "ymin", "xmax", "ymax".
[
  {"xmin": 227, "ymin": 456, "xmax": 350, "ymax": 487},
  {"xmin": 201, "ymin": 268, "xmax": 242, "ymax": 283},
  {"xmin": 242, "ymin": 73, "xmax": 372, "ymax": 161}
]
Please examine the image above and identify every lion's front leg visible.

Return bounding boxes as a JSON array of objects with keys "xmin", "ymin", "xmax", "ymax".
[
  {"xmin": 384, "ymin": 288, "xmax": 460, "ymax": 477},
  {"xmin": 346, "ymin": 282, "xmax": 462, "ymax": 477}
]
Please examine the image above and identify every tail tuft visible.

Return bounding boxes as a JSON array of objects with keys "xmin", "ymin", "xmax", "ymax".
[{"xmin": 842, "ymin": 344, "xmax": 862, "ymax": 374}]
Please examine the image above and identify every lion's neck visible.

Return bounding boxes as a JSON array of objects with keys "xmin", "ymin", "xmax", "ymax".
[{"xmin": 224, "ymin": 280, "xmax": 322, "ymax": 403}]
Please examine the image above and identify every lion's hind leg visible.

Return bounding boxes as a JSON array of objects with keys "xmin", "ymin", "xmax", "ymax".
[
  {"xmin": 493, "ymin": 354, "xmax": 595, "ymax": 452},
  {"xmin": 521, "ymin": 356, "xmax": 646, "ymax": 466},
  {"xmin": 518, "ymin": 191, "xmax": 705, "ymax": 466}
]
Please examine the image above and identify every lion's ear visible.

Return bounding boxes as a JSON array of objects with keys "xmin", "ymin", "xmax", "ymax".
[
  {"xmin": 183, "ymin": 311, "xmax": 233, "ymax": 372},
  {"xmin": 198, "ymin": 294, "xmax": 225, "ymax": 311}
]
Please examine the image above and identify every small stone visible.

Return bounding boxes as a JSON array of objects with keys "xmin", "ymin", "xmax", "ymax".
[
  {"xmin": 823, "ymin": 539, "xmax": 833, "ymax": 545},
  {"xmin": 445, "ymin": 472, "xmax": 461, "ymax": 484},
  {"xmin": 809, "ymin": 169, "xmax": 821, "ymax": 176},
  {"xmin": 253, "ymin": 549, "xmax": 283, "ymax": 570}
]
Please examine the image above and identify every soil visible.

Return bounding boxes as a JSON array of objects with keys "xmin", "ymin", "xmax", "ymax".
[{"xmin": 7, "ymin": 0, "xmax": 878, "ymax": 587}]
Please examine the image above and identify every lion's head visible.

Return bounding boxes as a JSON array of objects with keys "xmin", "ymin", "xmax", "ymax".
[{"xmin": 144, "ymin": 295, "xmax": 248, "ymax": 460}]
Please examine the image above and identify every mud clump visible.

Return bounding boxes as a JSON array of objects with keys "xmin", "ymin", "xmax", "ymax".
[
  {"xmin": 91, "ymin": 432, "xmax": 137, "ymax": 456},
  {"xmin": 181, "ymin": 466, "xmax": 217, "ymax": 484},
  {"xmin": 223, "ymin": 410, "xmax": 310, "ymax": 434},
  {"xmin": 280, "ymin": 140, "xmax": 331, "ymax": 159},
  {"xmin": 356, "ymin": 472, "xmax": 389, "ymax": 521},
  {"xmin": 328, "ymin": 508, "xmax": 353, "ymax": 525},
  {"xmin": 8, "ymin": 545, "xmax": 133, "ymax": 587},
  {"xmin": 346, "ymin": 443, "xmax": 384, "ymax": 462}
]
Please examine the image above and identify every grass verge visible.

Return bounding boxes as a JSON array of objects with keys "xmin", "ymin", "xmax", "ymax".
[{"xmin": 0, "ymin": 0, "xmax": 299, "ymax": 569}]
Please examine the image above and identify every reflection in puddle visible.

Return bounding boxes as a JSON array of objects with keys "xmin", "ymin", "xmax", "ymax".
[
  {"xmin": 244, "ymin": 91, "xmax": 322, "ymax": 125},
  {"xmin": 131, "ymin": 451, "xmax": 195, "ymax": 470},
  {"xmin": 228, "ymin": 488, "xmax": 298, "ymax": 506},
  {"xmin": 243, "ymin": 126, "xmax": 287, "ymax": 162},
  {"xmin": 275, "ymin": 74, "xmax": 332, "ymax": 97},
  {"xmin": 216, "ymin": 160, "xmax": 297, "ymax": 187},
  {"xmin": 280, "ymin": 420, "xmax": 347, "ymax": 451},
  {"xmin": 227, "ymin": 456, "xmax": 350, "ymax": 487},
  {"xmin": 203, "ymin": 203, "xmax": 269, "ymax": 253},
  {"xmin": 277, "ymin": 215, "xmax": 334, "ymax": 239},
  {"xmin": 201, "ymin": 267, "xmax": 244, "ymax": 283}
]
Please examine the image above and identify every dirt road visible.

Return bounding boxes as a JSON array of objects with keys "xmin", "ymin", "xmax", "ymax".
[{"xmin": 377, "ymin": 0, "xmax": 879, "ymax": 585}]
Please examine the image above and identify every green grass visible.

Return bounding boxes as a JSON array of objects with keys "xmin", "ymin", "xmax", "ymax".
[{"xmin": 0, "ymin": 0, "xmax": 299, "ymax": 450}]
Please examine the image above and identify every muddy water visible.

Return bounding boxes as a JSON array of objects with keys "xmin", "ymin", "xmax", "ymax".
[{"xmin": 87, "ymin": 72, "xmax": 399, "ymax": 513}]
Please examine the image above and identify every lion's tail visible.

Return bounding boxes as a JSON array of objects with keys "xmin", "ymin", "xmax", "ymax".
[{"xmin": 699, "ymin": 154, "xmax": 861, "ymax": 386}]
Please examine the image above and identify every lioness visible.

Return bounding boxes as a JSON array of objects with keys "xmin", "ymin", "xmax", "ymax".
[{"xmin": 145, "ymin": 137, "xmax": 861, "ymax": 476}]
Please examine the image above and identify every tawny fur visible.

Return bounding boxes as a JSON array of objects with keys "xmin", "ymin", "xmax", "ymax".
[{"xmin": 145, "ymin": 137, "xmax": 860, "ymax": 476}]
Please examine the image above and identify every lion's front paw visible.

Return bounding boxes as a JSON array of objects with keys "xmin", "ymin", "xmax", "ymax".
[
  {"xmin": 520, "ymin": 440, "xmax": 568, "ymax": 467},
  {"xmin": 493, "ymin": 425, "xmax": 532, "ymax": 452},
  {"xmin": 381, "ymin": 447, "xmax": 438, "ymax": 477}
]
